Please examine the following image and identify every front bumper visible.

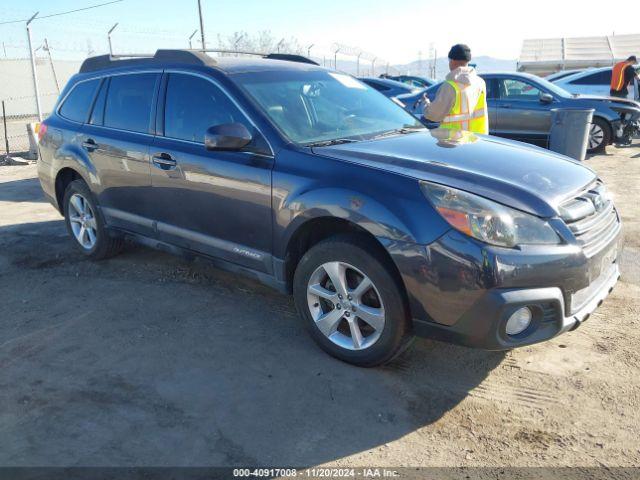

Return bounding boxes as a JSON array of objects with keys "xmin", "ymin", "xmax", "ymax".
[{"xmin": 388, "ymin": 227, "xmax": 623, "ymax": 350}]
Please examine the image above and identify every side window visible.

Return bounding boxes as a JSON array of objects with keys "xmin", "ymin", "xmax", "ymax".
[
  {"xmin": 104, "ymin": 73, "xmax": 159, "ymax": 133},
  {"xmin": 366, "ymin": 81, "xmax": 389, "ymax": 92},
  {"xmin": 570, "ymin": 71, "xmax": 611, "ymax": 85},
  {"xmin": 89, "ymin": 78, "xmax": 108, "ymax": 125},
  {"xmin": 164, "ymin": 73, "xmax": 252, "ymax": 144},
  {"xmin": 501, "ymin": 79, "xmax": 542, "ymax": 101},
  {"xmin": 58, "ymin": 79, "xmax": 100, "ymax": 123}
]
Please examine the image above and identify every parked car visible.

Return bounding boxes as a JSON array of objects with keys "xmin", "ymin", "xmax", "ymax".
[
  {"xmin": 38, "ymin": 50, "xmax": 621, "ymax": 366},
  {"xmin": 358, "ymin": 77, "xmax": 420, "ymax": 98},
  {"xmin": 545, "ymin": 69, "xmax": 585, "ymax": 83},
  {"xmin": 397, "ymin": 71, "xmax": 640, "ymax": 152},
  {"xmin": 380, "ymin": 74, "xmax": 436, "ymax": 89},
  {"xmin": 551, "ymin": 66, "xmax": 639, "ymax": 100}
]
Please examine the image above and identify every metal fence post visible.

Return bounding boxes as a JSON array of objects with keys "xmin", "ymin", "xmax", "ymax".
[
  {"xmin": 26, "ymin": 12, "xmax": 43, "ymax": 122},
  {"xmin": 2, "ymin": 101, "xmax": 9, "ymax": 157}
]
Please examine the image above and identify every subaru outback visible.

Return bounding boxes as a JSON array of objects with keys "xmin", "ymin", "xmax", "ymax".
[{"xmin": 37, "ymin": 50, "xmax": 622, "ymax": 366}]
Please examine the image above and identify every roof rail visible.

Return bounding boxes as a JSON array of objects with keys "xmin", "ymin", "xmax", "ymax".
[
  {"xmin": 79, "ymin": 49, "xmax": 214, "ymax": 73},
  {"xmin": 79, "ymin": 48, "xmax": 320, "ymax": 74},
  {"xmin": 200, "ymin": 49, "xmax": 319, "ymax": 65}
]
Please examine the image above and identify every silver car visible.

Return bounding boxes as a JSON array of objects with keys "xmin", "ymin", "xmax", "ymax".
[{"xmin": 397, "ymin": 72, "xmax": 640, "ymax": 153}]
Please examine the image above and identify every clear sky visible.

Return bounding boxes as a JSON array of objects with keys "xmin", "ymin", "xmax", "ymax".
[{"xmin": 0, "ymin": 0, "xmax": 638, "ymax": 64}]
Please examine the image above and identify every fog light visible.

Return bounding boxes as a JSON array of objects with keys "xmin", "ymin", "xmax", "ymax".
[{"xmin": 505, "ymin": 307, "xmax": 532, "ymax": 336}]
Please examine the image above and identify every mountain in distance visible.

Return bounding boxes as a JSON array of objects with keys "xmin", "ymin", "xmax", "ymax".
[
  {"xmin": 328, "ymin": 55, "xmax": 516, "ymax": 79},
  {"xmin": 392, "ymin": 55, "xmax": 517, "ymax": 79}
]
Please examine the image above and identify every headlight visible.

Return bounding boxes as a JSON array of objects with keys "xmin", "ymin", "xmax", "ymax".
[{"xmin": 420, "ymin": 182, "xmax": 560, "ymax": 248}]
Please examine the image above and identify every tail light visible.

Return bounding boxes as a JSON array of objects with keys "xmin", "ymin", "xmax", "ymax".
[{"xmin": 37, "ymin": 122, "xmax": 47, "ymax": 142}]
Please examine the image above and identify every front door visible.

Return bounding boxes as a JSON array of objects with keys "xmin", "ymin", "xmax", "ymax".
[
  {"xmin": 493, "ymin": 78, "xmax": 552, "ymax": 145},
  {"xmin": 149, "ymin": 72, "xmax": 274, "ymax": 273}
]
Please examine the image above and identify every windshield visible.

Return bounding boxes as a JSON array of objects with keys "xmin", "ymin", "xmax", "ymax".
[{"xmin": 233, "ymin": 70, "xmax": 424, "ymax": 145}]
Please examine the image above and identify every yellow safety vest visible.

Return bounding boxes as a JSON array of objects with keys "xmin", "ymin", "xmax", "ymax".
[{"xmin": 440, "ymin": 80, "xmax": 489, "ymax": 135}]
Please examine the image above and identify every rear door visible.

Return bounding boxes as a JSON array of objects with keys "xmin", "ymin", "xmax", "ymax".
[
  {"xmin": 492, "ymin": 77, "xmax": 552, "ymax": 143},
  {"xmin": 148, "ymin": 71, "xmax": 274, "ymax": 273},
  {"xmin": 81, "ymin": 72, "xmax": 160, "ymax": 237}
]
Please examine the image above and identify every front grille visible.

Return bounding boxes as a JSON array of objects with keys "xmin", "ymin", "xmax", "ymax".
[{"xmin": 559, "ymin": 181, "xmax": 621, "ymax": 257}]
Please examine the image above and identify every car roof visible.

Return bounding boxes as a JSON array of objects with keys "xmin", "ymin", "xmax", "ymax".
[{"xmin": 79, "ymin": 49, "xmax": 325, "ymax": 75}]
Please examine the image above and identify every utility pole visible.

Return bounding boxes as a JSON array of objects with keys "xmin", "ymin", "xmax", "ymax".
[
  {"xmin": 26, "ymin": 12, "xmax": 42, "ymax": 122},
  {"xmin": 334, "ymin": 47, "xmax": 340, "ymax": 70},
  {"xmin": 188, "ymin": 29, "xmax": 198, "ymax": 49},
  {"xmin": 197, "ymin": 0, "xmax": 206, "ymax": 50},
  {"xmin": 107, "ymin": 23, "xmax": 118, "ymax": 56},
  {"xmin": 307, "ymin": 43, "xmax": 314, "ymax": 58},
  {"xmin": 43, "ymin": 39, "xmax": 60, "ymax": 94},
  {"xmin": 356, "ymin": 52, "xmax": 362, "ymax": 76}
]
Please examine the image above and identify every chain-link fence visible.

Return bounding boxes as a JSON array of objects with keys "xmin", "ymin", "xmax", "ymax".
[{"xmin": 1, "ymin": 95, "xmax": 57, "ymax": 161}]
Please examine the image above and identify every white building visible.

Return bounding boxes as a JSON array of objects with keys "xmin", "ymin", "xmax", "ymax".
[{"xmin": 518, "ymin": 34, "xmax": 640, "ymax": 76}]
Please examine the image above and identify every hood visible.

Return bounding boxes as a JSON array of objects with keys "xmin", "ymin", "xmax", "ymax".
[
  {"xmin": 312, "ymin": 130, "xmax": 596, "ymax": 217},
  {"xmin": 445, "ymin": 66, "xmax": 477, "ymax": 86},
  {"xmin": 574, "ymin": 94, "xmax": 640, "ymax": 108}
]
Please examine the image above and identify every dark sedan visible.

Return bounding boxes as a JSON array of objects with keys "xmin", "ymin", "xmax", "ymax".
[
  {"xmin": 380, "ymin": 74, "xmax": 436, "ymax": 89},
  {"xmin": 396, "ymin": 72, "xmax": 640, "ymax": 153}
]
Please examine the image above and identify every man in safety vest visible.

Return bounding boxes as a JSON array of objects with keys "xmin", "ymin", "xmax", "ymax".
[
  {"xmin": 610, "ymin": 56, "xmax": 639, "ymax": 99},
  {"xmin": 423, "ymin": 44, "xmax": 488, "ymax": 134}
]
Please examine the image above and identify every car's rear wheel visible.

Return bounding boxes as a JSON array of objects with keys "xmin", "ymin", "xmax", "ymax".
[
  {"xmin": 587, "ymin": 117, "xmax": 611, "ymax": 153},
  {"xmin": 293, "ymin": 236, "xmax": 412, "ymax": 367},
  {"xmin": 63, "ymin": 179, "xmax": 123, "ymax": 260}
]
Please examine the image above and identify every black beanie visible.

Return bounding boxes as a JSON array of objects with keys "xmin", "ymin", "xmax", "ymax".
[{"xmin": 448, "ymin": 44, "xmax": 472, "ymax": 61}]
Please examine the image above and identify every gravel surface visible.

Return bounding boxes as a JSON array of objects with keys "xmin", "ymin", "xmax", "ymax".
[{"xmin": 0, "ymin": 147, "xmax": 638, "ymax": 469}]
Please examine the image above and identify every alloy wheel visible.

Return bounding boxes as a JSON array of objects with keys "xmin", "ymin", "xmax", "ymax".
[
  {"xmin": 589, "ymin": 123, "xmax": 605, "ymax": 150},
  {"xmin": 68, "ymin": 193, "xmax": 98, "ymax": 250},
  {"xmin": 306, "ymin": 261, "xmax": 385, "ymax": 351}
]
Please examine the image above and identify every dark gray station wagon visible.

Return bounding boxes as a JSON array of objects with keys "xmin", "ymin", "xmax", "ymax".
[{"xmin": 37, "ymin": 50, "xmax": 622, "ymax": 366}]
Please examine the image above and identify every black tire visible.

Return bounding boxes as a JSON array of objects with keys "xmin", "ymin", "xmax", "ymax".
[
  {"xmin": 62, "ymin": 179, "xmax": 123, "ymax": 260},
  {"xmin": 587, "ymin": 117, "xmax": 611, "ymax": 154},
  {"xmin": 293, "ymin": 235, "xmax": 413, "ymax": 367}
]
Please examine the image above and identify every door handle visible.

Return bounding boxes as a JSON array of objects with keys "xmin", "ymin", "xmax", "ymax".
[
  {"xmin": 152, "ymin": 153, "xmax": 177, "ymax": 170},
  {"xmin": 82, "ymin": 138, "xmax": 98, "ymax": 151}
]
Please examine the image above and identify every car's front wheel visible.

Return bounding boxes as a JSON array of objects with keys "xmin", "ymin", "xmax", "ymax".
[
  {"xmin": 587, "ymin": 117, "xmax": 611, "ymax": 153},
  {"xmin": 63, "ymin": 179, "xmax": 123, "ymax": 260},
  {"xmin": 293, "ymin": 236, "xmax": 412, "ymax": 367}
]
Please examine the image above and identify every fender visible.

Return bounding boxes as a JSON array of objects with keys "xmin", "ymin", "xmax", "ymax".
[{"xmin": 274, "ymin": 185, "xmax": 451, "ymax": 260}]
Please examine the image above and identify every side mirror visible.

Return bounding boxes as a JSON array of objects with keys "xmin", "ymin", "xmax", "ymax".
[
  {"xmin": 204, "ymin": 123, "xmax": 252, "ymax": 151},
  {"xmin": 539, "ymin": 92, "xmax": 554, "ymax": 104}
]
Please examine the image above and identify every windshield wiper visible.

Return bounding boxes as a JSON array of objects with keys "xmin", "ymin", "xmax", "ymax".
[
  {"xmin": 306, "ymin": 138, "xmax": 359, "ymax": 147},
  {"xmin": 371, "ymin": 126, "xmax": 424, "ymax": 139}
]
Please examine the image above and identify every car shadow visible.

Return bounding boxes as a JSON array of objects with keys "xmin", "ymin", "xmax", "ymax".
[
  {"xmin": 0, "ymin": 214, "xmax": 506, "ymax": 467},
  {"xmin": 0, "ymin": 176, "xmax": 48, "ymax": 203}
]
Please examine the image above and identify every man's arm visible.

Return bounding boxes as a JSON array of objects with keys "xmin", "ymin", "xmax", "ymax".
[{"xmin": 423, "ymin": 83, "xmax": 456, "ymax": 122}]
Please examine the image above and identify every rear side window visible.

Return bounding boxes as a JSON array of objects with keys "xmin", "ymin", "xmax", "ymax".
[
  {"xmin": 366, "ymin": 81, "xmax": 389, "ymax": 92},
  {"xmin": 104, "ymin": 73, "xmax": 159, "ymax": 133},
  {"xmin": 58, "ymin": 79, "xmax": 100, "ymax": 123},
  {"xmin": 163, "ymin": 73, "xmax": 251, "ymax": 143},
  {"xmin": 570, "ymin": 71, "xmax": 611, "ymax": 85}
]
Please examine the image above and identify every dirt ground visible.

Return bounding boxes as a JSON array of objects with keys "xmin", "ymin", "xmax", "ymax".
[{"xmin": 0, "ymin": 146, "xmax": 639, "ymax": 470}]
